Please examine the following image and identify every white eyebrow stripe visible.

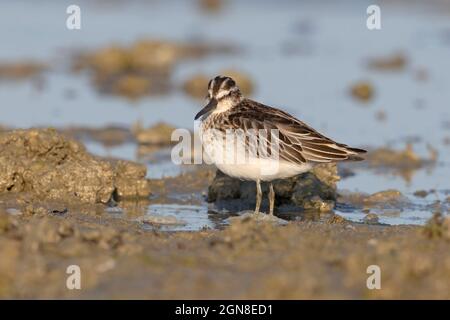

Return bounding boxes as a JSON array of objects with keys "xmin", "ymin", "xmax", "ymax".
[
  {"xmin": 219, "ymin": 78, "xmax": 229, "ymax": 90},
  {"xmin": 209, "ymin": 79, "xmax": 215, "ymax": 92}
]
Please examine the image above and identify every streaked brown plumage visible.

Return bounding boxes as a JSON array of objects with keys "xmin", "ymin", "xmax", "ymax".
[
  {"xmin": 202, "ymin": 98, "xmax": 366, "ymax": 165},
  {"xmin": 195, "ymin": 75, "xmax": 367, "ymax": 216}
]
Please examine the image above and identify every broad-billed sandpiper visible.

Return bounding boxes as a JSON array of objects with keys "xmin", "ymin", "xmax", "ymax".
[{"xmin": 195, "ymin": 75, "xmax": 366, "ymax": 216}]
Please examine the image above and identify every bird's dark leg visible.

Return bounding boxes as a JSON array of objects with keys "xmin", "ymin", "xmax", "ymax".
[
  {"xmin": 254, "ymin": 179, "xmax": 262, "ymax": 215},
  {"xmin": 269, "ymin": 182, "xmax": 275, "ymax": 216}
]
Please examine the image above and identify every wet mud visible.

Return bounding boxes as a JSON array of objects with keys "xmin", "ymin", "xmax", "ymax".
[
  {"xmin": 0, "ymin": 129, "xmax": 445, "ymax": 299},
  {"xmin": 72, "ymin": 40, "xmax": 236, "ymax": 99},
  {"xmin": 0, "ymin": 129, "xmax": 448, "ymax": 298},
  {"xmin": 1, "ymin": 208, "xmax": 450, "ymax": 299}
]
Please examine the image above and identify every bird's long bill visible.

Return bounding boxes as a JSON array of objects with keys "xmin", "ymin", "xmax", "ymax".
[{"xmin": 194, "ymin": 99, "xmax": 217, "ymax": 120}]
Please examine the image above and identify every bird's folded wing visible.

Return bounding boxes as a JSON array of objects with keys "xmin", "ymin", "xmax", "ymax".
[{"xmin": 227, "ymin": 101, "xmax": 366, "ymax": 165}]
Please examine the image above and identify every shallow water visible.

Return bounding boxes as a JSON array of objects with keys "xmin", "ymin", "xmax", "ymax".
[{"xmin": 1, "ymin": 0, "xmax": 449, "ymax": 228}]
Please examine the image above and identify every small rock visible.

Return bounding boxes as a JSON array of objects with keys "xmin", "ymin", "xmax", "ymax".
[
  {"xmin": 413, "ymin": 190, "xmax": 428, "ymax": 198},
  {"xmin": 139, "ymin": 215, "xmax": 186, "ymax": 226},
  {"xmin": 364, "ymin": 189, "xmax": 404, "ymax": 203},
  {"xmin": 228, "ymin": 211, "xmax": 287, "ymax": 226}
]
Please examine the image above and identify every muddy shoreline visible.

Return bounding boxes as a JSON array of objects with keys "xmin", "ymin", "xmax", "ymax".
[
  {"xmin": 2, "ymin": 207, "xmax": 450, "ymax": 299},
  {"xmin": 0, "ymin": 129, "xmax": 450, "ymax": 299},
  {"xmin": 0, "ymin": 128, "xmax": 448, "ymax": 299}
]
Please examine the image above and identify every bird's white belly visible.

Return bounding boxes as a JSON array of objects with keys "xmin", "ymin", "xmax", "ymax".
[
  {"xmin": 216, "ymin": 160, "xmax": 311, "ymax": 181},
  {"xmin": 200, "ymin": 125, "xmax": 311, "ymax": 181}
]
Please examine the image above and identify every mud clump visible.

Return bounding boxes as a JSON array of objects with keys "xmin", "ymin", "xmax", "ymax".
[
  {"xmin": 367, "ymin": 52, "xmax": 407, "ymax": 71},
  {"xmin": 0, "ymin": 129, "xmax": 150, "ymax": 204},
  {"xmin": 198, "ymin": 0, "xmax": 224, "ymax": 13},
  {"xmin": 112, "ymin": 74, "xmax": 153, "ymax": 100},
  {"xmin": 60, "ymin": 125, "xmax": 133, "ymax": 147},
  {"xmin": 208, "ymin": 163, "xmax": 339, "ymax": 212},
  {"xmin": 364, "ymin": 189, "xmax": 404, "ymax": 204},
  {"xmin": 74, "ymin": 40, "xmax": 236, "ymax": 99},
  {"xmin": 132, "ymin": 122, "xmax": 183, "ymax": 157},
  {"xmin": 133, "ymin": 122, "xmax": 177, "ymax": 146},
  {"xmin": 367, "ymin": 143, "xmax": 437, "ymax": 182},
  {"xmin": 183, "ymin": 74, "xmax": 210, "ymax": 99},
  {"xmin": 112, "ymin": 160, "xmax": 150, "ymax": 199},
  {"xmin": 350, "ymin": 81, "xmax": 374, "ymax": 102},
  {"xmin": 340, "ymin": 189, "xmax": 409, "ymax": 212},
  {"xmin": 0, "ymin": 61, "xmax": 47, "ymax": 80}
]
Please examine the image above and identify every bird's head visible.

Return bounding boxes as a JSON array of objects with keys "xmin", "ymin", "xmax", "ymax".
[{"xmin": 194, "ymin": 75, "xmax": 243, "ymax": 120}]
